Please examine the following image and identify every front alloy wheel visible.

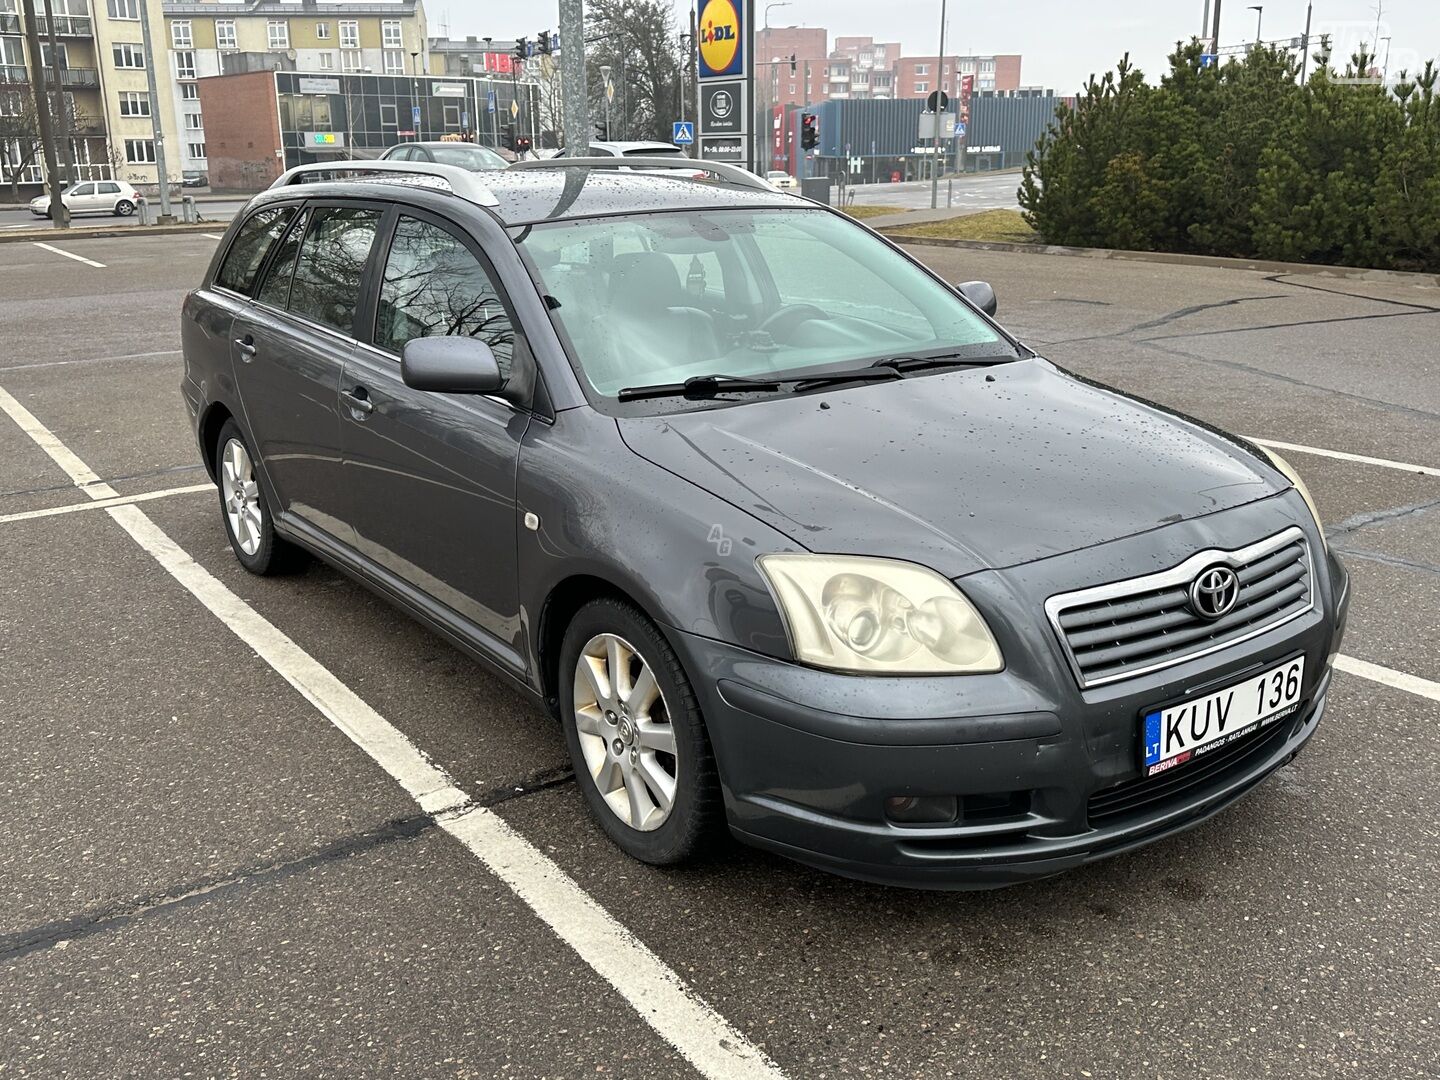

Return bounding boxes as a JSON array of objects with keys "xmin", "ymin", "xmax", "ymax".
[
  {"xmin": 573, "ymin": 633, "xmax": 678, "ymax": 831},
  {"xmin": 559, "ymin": 598, "xmax": 720, "ymax": 864}
]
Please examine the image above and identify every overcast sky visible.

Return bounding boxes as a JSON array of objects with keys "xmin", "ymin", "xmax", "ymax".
[{"xmin": 442, "ymin": 0, "xmax": 1438, "ymax": 94}]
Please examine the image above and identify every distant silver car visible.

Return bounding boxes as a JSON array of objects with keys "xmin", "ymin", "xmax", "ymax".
[
  {"xmin": 30, "ymin": 179, "xmax": 140, "ymax": 218},
  {"xmin": 380, "ymin": 142, "xmax": 509, "ymax": 171}
]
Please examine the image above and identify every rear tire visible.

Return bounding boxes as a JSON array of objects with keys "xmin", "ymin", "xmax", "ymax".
[
  {"xmin": 115, "ymin": 200, "xmax": 134, "ymax": 216},
  {"xmin": 560, "ymin": 598, "xmax": 721, "ymax": 865},
  {"xmin": 214, "ymin": 419, "xmax": 298, "ymax": 575}
]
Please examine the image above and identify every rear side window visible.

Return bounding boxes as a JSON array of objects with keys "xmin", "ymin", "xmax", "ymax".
[
  {"xmin": 98, "ymin": 182, "xmax": 120, "ymax": 195},
  {"xmin": 287, "ymin": 207, "xmax": 382, "ymax": 333},
  {"xmin": 373, "ymin": 214, "xmax": 514, "ymax": 376},
  {"xmin": 254, "ymin": 208, "xmax": 308, "ymax": 309},
  {"xmin": 217, "ymin": 206, "xmax": 297, "ymax": 295}
]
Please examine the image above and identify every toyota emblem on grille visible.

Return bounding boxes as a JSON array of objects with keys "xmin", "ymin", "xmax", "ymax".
[{"xmin": 1189, "ymin": 566, "xmax": 1240, "ymax": 620}]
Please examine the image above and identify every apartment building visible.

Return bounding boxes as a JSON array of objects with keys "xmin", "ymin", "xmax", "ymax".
[
  {"xmin": 892, "ymin": 53, "xmax": 1022, "ymax": 98},
  {"xmin": 753, "ymin": 25, "xmax": 826, "ymax": 109},
  {"xmin": 829, "ymin": 36, "xmax": 900, "ymax": 99},
  {"xmin": 1, "ymin": 0, "xmax": 184, "ymax": 191},
  {"xmin": 162, "ymin": 0, "xmax": 429, "ymax": 177}
]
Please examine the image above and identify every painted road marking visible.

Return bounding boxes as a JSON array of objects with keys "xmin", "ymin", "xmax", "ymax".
[
  {"xmin": 202, "ymin": 233, "xmax": 224, "ymax": 240},
  {"xmin": 0, "ymin": 382, "xmax": 786, "ymax": 1080},
  {"xmin": 1249, "ymin": 437, "xmax": 1439, "ymax": 478},
  {"xmin": 31, "ymin": 242, "xmax": 105, "ymax": 268},
  {"xmin": 0, "ymin": 483, "xmax": 212, "ymax": 525},
  {"xmin": 1335, "ymin": 655, "xmax": 1440, "ymax": 705}
]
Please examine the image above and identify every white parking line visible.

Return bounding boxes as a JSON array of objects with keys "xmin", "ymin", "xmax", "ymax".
[
  {"xmin": 0, "ymin": 483, "xmax": 212, "ymax": 525},
  {"xmin": 202, "ymin": 233, "xmax": 224, "ymax": 240},
  {"xmin": 0, "ymin": 381, "xmax": 786, "ymax": 1080},
  {"xmin": 31, "ymin": 241, "xmax": 105, "ymax": 268},
  {"xmin": 1249, "ymin": 437, "xmax": 1439, "ymax": 478},
  {"xmin": 1334, "ymin": 655, "xmax": 1440, "ymax": 705}
]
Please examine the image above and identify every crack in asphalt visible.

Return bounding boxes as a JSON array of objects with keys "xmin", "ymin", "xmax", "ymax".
[
  {"xmin": 0, "ymin": 463, "xmax": 207, "ymax": 500},
  {"xmin": 1127, "ymin": 337, "xmax": 1440, "ymax": 424},
  {"xmin": 0, "ymin": 765, "xmax": 576, "ymax": 962},
  {"xmin": 1141, "ymin": 305, "xmax": 1439, "ymax": 342},
  {"xmin": 1326, "ymin": 497, "xmax": 1440, "ymax": 541},
  {"xmin": 1044, "ymin": 294, "xmax": 1286, "ymax": 345},
  {"xmin": 1331, "ymin": 546, "xmax": 1440, "ymax": 578},
  {"xmin": 1262, "ymin": 273, "xmax": 1440, "ymax": 313}
]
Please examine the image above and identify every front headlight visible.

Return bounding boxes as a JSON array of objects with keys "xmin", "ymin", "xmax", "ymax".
[
  {"xmin": 757, "ymin": 554, "xmax": 1003, "ymax": 674},
  {"xmin": 1258, "ymin": 447, "xmax": 1327, "ymax": 550}
]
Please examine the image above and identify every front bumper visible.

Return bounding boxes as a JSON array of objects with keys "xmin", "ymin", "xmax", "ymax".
[{"xmin": 676, "ymin": 504, "xmax": 1350, "ymax": 889}]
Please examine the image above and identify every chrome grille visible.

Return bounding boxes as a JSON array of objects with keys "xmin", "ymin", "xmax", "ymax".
[{"xmin": 1046, "ymin": 528, "xmax": 1314, "ymax": 688}]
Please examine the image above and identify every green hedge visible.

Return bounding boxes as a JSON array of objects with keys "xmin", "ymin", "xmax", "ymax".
[{"xmin": 1019, "ymin": 41, "xmax": 1440, "ymax": 272}]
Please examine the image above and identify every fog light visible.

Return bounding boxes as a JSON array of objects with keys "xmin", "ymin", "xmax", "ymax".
[{"xmin": 884, "ymin": 795, "xmax": 958, "ymax": 824}]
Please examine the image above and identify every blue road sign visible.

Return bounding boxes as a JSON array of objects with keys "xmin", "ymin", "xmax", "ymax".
[
  {"xmin": 412, "ymin": 105, "xmax": 421, "ymax": 125},
  {"xmin": 1200, "ymin": 53, "xmax": 1217, "ymax": 68},
  {"xmin": 955, "ymin": 121, "xmax": 967, "ymax": 138},
  {"xmin": 673, "ymin": 120, "xmax": 695, "ymax": 145},
  {"xmin": 487, "ymin": 90, "xmax": 497, "ymax": 113}
]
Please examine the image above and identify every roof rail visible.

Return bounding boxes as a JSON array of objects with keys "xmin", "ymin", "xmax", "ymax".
[
  {"xmin": 508, "ymin": 156, "xmax": 781, "ymax": 194},
  {"xmin": 268, "ymin": 160, "xmax": 499, "ymax": 207}
]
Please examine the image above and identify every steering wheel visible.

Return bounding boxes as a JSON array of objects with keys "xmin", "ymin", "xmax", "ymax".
[{"xmin": 758, "ymin": 304, "xmax": 830, "ymax": 341}]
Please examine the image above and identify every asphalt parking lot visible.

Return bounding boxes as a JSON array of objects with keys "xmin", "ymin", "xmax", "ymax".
[{"xmin": 1, "ymin": 230, "xmax": 1437, "ymax": 1079}]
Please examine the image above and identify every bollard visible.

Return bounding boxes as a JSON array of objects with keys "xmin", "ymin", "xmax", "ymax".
[
  {"xmin": 181, "ymin": 195, "xmax": 196, "ymax": 224},
  {"xmin": 137, "ymin": 195, "xmax": 153, "ymax": 225},
  {"xmin": 947, "ymin": 178, "xmax": 953, "ymax": 208}
]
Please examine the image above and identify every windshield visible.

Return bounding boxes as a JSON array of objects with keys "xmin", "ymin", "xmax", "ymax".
[
  {"xmin": 427, "ymin": 145, "xmax": 508, "ymax": 171},
  {"xmin": 520, "ymin": 207, "xmax": 1010, "ymax": 399}
]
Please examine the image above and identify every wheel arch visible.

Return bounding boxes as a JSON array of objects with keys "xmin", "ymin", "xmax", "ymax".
[{"xmin": 197, "ymin": 400, "xmax": 236, "ymax": 482}]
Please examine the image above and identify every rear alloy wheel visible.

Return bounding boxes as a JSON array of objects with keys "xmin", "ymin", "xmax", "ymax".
[
  {"xmin": 114, "ymin": 199, "xmax": 134, "ymax": 216},
  {"xmin": 561, "ymin": 599, "xmax": 720, "ymax": 864},
  {"xmin": 215, "ymin": 419, "xmax": 296, "ymax": 575}
]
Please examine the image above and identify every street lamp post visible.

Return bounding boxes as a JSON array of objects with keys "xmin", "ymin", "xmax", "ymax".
[
  {"xmin": 929, "ymin": 0, "xmax": 948, "ymax": 209},
  {"xmin": 1380, "ymin": 36, "xmax": 1392, "ymax": 84},
  {"xmin": 1248, "ymin": 5, "xmax": 1263, "ymax": 45}
]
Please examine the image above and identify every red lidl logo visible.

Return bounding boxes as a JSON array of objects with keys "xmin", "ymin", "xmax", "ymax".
[{"xmin": 698, "ymin": 0, "xmax": 743, "ymax": 77}]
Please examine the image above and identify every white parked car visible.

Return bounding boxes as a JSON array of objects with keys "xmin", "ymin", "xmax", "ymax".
[
  {"xmin": 30, "ymin": 179, "xmax": 141, "ymax": 218},
  {"xmin": 556, "ymin": 141, "xmax": 688, "ymax": 158},
  {"xmin": 766, "ymin": 170, "xmax": 798, "ymax": 191}
]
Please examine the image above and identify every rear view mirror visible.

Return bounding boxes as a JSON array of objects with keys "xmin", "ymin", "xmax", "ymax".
[
  {"xmin": 957, "ymin": 280, "xmax": 998, "ymax": 317},
  {"xmin": 401, "ymin": 336, "xmax": 503, "ymax": 394}
]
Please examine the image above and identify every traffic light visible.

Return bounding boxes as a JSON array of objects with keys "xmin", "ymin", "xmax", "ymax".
[
  {"xmin": 594, "ymin": 120, "xmax": 609, "ymax": 141},
  {"xmin": 502, "ymin": 122, "xmax": 516, "ymax": 152},
  {"xmin": 514, "ymin": 37, "xmax": 529, "ymax": 63},
  {"xmin": 801, "ymin": 113, "xmax": 818, "ymax": 150},
  {"xmin": 516, "ymin": 135, "xmax": 532, "ymax": 155},
  {"xmin": 537, "ymin": 30, "xmax": 552, "ymax": 55}
]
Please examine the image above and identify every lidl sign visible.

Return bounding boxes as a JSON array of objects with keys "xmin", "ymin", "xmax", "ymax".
[{"xmin": 698, "ymin": 0, "xmax": 743, "ymax": 78}]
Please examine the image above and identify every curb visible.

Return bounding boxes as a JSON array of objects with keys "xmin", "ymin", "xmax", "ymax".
[
  {"xmin": 0, "ymin": 223, "xmax": 223, "ymax": 245},
  {"xmin": 879, "ymin": 232, "xmax": 1440, "ymax": 288}
]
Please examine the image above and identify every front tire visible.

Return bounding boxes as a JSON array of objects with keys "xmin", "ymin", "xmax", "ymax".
[
  {"xmin": 215, "ymin": 420, "xmax": 296, "ymax": 575},
  {"xmin": 114, "ymin": 199, "xmax": 134, "ymax": 216},
  {"xmin": 560, "ymin": 598, "xmax": 721, "ymax": 865}
]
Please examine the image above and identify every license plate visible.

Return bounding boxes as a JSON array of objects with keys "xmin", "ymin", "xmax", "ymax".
[{"xmin": 1142, "ymin": 657, "xmax": 1305, "ymax": 777}]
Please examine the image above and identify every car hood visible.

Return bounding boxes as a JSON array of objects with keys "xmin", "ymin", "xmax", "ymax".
[{"xmin": 616, "ymin": 359, "xmax": 1282, "ymax": 578}]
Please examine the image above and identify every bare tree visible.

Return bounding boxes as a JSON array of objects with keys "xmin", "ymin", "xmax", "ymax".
[
  {"xmin": 0, "ymin": 88, "xmax": 88, "ymax": 203},
  {"xmin": 584, "ymin": 0, "xmax": 684, "ymax": 142}
]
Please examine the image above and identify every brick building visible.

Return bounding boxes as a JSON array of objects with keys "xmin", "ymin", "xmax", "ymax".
[
  {"xmin": 753, "ymin": 25, "xmax": 826, "ymax": 109},
  {"xmin": 891, "ymin": 53, "xmax": 1022, "ymax": 99}
]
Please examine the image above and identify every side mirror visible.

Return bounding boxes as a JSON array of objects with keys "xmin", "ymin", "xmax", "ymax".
[
  {"xmin": 401, "ymin": 336, "xmax": 503, "ymax": 394},
  {"xmin": 957, "ymin": 280, "xmax": 998, "ymax": 317}
]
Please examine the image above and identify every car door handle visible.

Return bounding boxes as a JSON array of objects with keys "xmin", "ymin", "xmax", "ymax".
[
  {"xmin": 234, "ymin": 335, "xmax": 256, "ymax": 360},
  {"xmin": 340, "ymin": 387, "xmax": 374, "ymax": 415}
]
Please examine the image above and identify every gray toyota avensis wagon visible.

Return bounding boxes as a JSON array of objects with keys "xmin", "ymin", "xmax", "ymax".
[{"xmin": 180, "ymin": 158, "xmax": 1349, "ymax": 888}]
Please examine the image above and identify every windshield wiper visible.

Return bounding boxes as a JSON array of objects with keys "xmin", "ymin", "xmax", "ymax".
[
  {"xmin": 870, "ymin": 351, "xmax": 1018, "ymax": 373},
  {"xmin": 617, "ymin": 373, "xmax": 786, "ymax": 402},
  {"xmin": 616, "ymin": 365, "xmax": 905, "ymax": 402}
]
